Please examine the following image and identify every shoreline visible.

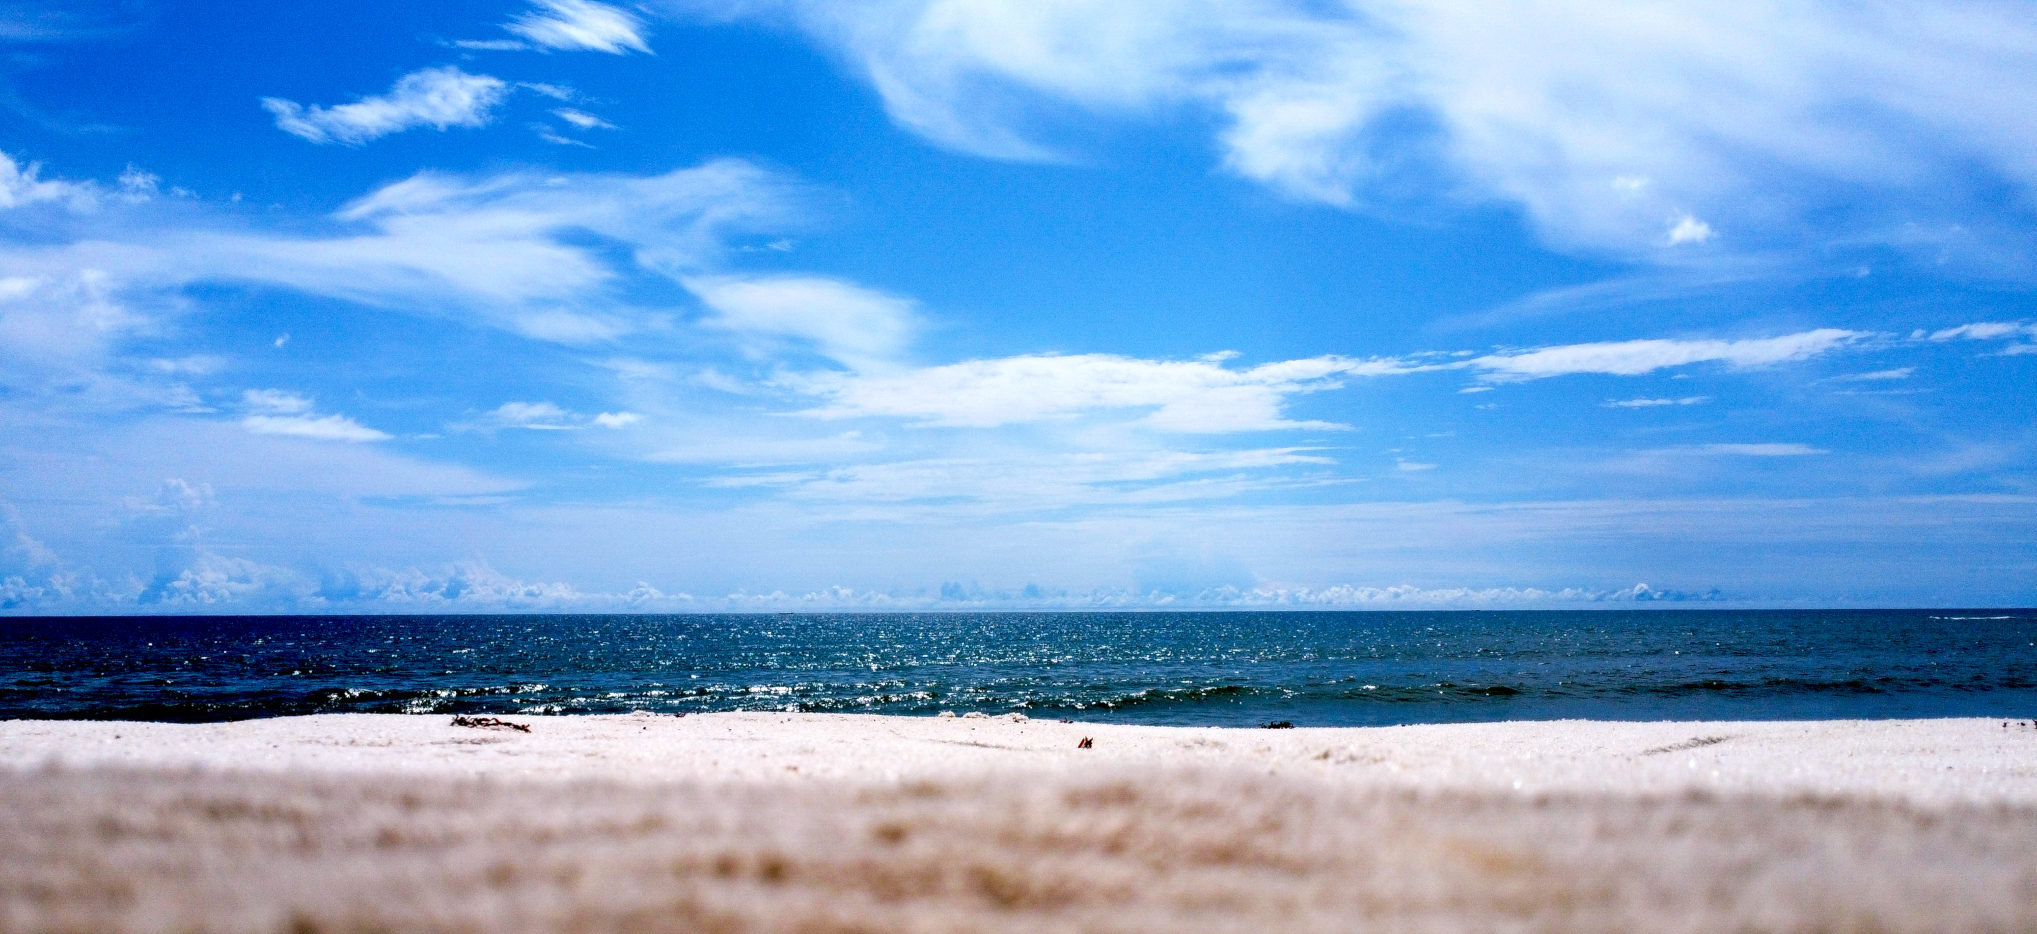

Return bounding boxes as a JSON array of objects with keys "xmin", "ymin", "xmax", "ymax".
[
  {"xmin": 5, "ymin": 714, "xmax": 2036, "ymax": 932},
  {"xmin": 4, "ymin": 713, "xmax": 2035, "ymax": 804}
]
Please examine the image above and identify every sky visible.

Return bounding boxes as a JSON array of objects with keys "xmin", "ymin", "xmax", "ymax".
[{"xmin": 2, "ymin": 0, "xmax": 2035, "ymax": 613}]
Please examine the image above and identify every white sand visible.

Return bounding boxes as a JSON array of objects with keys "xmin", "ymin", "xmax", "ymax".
[
  {"xmin": 4, "ymin": 714, "xmax": 2036, "ymax": 932},
  {"xmin": 4, "ymin": 712, "xmax": 2034, "ymax": 804}
]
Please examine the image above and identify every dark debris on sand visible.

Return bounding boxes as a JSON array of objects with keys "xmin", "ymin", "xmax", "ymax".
[{"xmin": 451, "ymin": 716, "xmax": 531, "ymax": 733}]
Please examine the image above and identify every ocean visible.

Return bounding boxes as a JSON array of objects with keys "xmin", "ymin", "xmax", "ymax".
[{"xmin": 3, "ymin": 611, "xmax": 2034, "ymax": 725}]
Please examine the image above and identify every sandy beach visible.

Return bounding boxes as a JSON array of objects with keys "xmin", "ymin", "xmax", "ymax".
[{"xmin": 4, "ymin": 713, "xmax": 2036, "ymax": 931}]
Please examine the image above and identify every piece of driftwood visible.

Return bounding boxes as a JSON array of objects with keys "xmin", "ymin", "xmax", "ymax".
[{"xmin": 450, "ymin": 715, "xmax": 530, "ymax": 733}]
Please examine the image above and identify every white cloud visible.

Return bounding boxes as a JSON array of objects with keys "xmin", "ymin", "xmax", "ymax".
[
  {"xmin": 508, "ymin": 0, "xmax": 650, "ymax": 54},
  {"xmin": 241, "ymin": 414, "xmax": 391, "ymax": 443},
  {"xmin": 688, "ymin": 274, "xmax": 917, "ymax": 372},
  {"xmin": 472, "ymin": 401, "xmax": 643, "ymax": 431},
  {"xmin": 1, "ymin": 500, "xmax": 59, "ymax": 574},
  {"xmin": 146, "ymin": 355, "xmax": 224, "ymax": 376},
  {"xmin": 1471, "ymin": 329, "xmax": 1863, "ymax": 382},
  {"xmin": 679, "ymin": 578, "xmax": 1718, "ymax": 610},
  {"xmin": 1927, "ymin": 321, "xmax": 2037, "ymax": 342},
  {"xmin": 0, "ymin": 151, "xmax": 92, "ymax": 210},
  {"xmin": 2, "ymin": 542, "xmax": 634, "ymax": 612},
  {"xmin": 770, "ymin": 326, "xmax": 1863, "ymax": 433},
  {"xmin": 133, "ymin": 160, "xmax": 801, "ymax": 341},
  {"xmin": 486, "ymin": 401, "xmax": 578, "ymax": 430},
  {"xmin": 115, "ymin": 165, "xmax": 162, "ymax": 202},
  {"xmin": 1669, "ymin": 442, "xmax": 1827, "ymax": 457},
  {"xmin": 0, "ymin": 264, "xmax": 200, "ymax": 418},
  {"xmin": 242, "ymin": 388, "xmax": 312, "ymax": 415},
  {"xmin": 1178, "ymin": 581, "xmax": 1714, "ymax": 608},
  {"xmin": 239, "ymin": 390, "xmax": 390, "ymax": 442},
  {"xmin": 452, "ymin": 38, "xmax": 530, "ymax": 52},
  {"xmin": 553, "ymin": 108, "xmax": 616, "ymax": 130},
  {"xmin": 1666, "ymin": 215, "xmax": 1714, "ymax": 245},
  {"xmin": 141, "ymin": 552, "xmax": 312, "ymax": 607},
  {"xmin": 720, "ymin": 447, "xmax": 1336, "ymax": 509},
  {"xmin": 1604, "ymin": 395, "xmax": 1709, "ymax": 408},
  {"xmin": 798, "ymin": 352, "xmax": 1415, "ymax": 431},
  {"xmin": 520, "ymin": 82, "xmax": 575, "ymax": 100},
  {"xmin": 262, "ymin": 67, "xmax": 510, "ymax": 145},
  {"xmin": 95, "ymin": 418, "xmax": 519, "ymax": 501},
  {"xmin": 1825, "ymin": 368, "xmax": 1913, "ymax": 382},
  {"xmin": 536, "ymin": 127, "xmax": 595, "ymax": 148},
  {"xmin": 0, "ymin": 152, "xmax": 811, "ymax": 501},
  {"xmin": 0, "ymin": 269, "xmax": 147, "ymax": 368},
  {"xmin": 678, "ymin": 1, "xmax": 2037, "ymax": 258},
  {"xmin": 318, "ymin": 560, "xmax": 590, "ymax": 607}
]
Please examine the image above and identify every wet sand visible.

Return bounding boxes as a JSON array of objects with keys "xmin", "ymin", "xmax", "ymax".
[{"xmin": 3, "ymin": 713, "xmax": 2035, "ymax": 932}]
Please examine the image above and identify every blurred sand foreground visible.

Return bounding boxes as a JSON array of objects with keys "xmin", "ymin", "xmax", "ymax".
[{"xmin": 3, "ymin": 713, "xmax": 2035, "ymax": 932}]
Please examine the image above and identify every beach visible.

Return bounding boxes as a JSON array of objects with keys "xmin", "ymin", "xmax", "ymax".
[{"xmin": 4, "ymin": 713, "xmax": 2035, "ymax": 931}]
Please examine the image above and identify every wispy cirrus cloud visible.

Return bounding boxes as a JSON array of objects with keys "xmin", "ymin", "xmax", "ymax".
[
  {"xmin": 237, "ymin": 160, "xmax": 794, "ymax": 330},
  {"xmin": 688, "ymin": 274, "xmax": 918, "ymax": 373},
  {"xmin": 551, "ymin": 108, "xmax": 615, "ymax": 130},
  {"xmin": 1916, "ymin": 320, "xmax": 2037, "ymax": 356},
  {"xmin": 797, "ymin": 352, "xmax": 1423, "ymax": 431},
  {"xmin": 507, "ymin": 0, "xmax": 650, "ymax": 54},
  {"xmin": 1824, "ymin": 368, "xmax": 1913, "ymax": 383},
  {"xmin": 1604, "ymin": 396, "xmax": 1709, "ymax": 409},
  {"xmin": 1, "ymin": 156, "xmax": 803, "ymax": 345},
  {"xmin": 1469, "ymin": 329, "xmax": 1865, "ymax": 383},
  {"xmin": 1679, "ymin": 443, "xmax": 1827, "ymax": 458},
  {"xmin": 669, "ymin": 1, "xmax": 2037, "ymax": 264},
  {"xmin": 775, "ymin": 326, "xmax": 1872, "ymax": 434},
  {"xmin": 238, "ymin": 390, "xmax": 390, "ymax": 443},
  {"xmin": 716, "ymin": 447, "xmax": 1338, "ymax": 510},
  {"xmin": 1925, "ymin": 321, "xmax": 2037, "ymax": 354},
  {"xmin": 470, "ymin": 401, "xmax": 641, "ymax": 431},
  {"xmin": 261, "ymin": 67, "xmax": 510, "ymax": 145}
]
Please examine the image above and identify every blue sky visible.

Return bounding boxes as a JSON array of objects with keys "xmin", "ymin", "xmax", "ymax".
[{"xmin": 2, "ymin": 0, "xmax": 2035, "ymax": 612}]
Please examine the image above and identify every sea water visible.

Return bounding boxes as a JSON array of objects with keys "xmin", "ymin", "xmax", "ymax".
[{"xmin": 3, "ymin": 611, "xmax": 2034, "ymax": 725}]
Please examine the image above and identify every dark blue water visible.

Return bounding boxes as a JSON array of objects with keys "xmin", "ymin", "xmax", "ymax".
[{"xmin": 3, "ymin": 611, "xmax": 2035, "ymax": 725}]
